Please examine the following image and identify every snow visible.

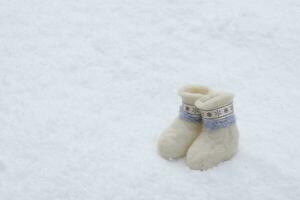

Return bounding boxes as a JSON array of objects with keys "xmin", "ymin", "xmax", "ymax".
[{"xmin": 0, "ymin": 0, "xmax": 300, "ymax": 199}]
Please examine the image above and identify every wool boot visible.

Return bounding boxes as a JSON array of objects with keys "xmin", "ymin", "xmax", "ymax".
[
  {"xmin": 186, "ymin": 91, "xmax": 239, "ymax": 170},
  {"xmin": 157, "ymin": 85, "xmax": 217, "ymax": 159}
]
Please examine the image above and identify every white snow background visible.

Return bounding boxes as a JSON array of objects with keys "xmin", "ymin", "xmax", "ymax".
[{"xmin": 0, "ymin": 0, "xmax": 299, "ymax": 199}]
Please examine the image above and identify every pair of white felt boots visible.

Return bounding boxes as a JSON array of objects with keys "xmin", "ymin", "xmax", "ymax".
[{"xmin": 157, "ymin": 85, "xmax": 239, "ymax": 170}]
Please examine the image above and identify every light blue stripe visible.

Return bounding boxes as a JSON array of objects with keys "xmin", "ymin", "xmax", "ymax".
[
  {"xmin": 179, "ymin": 107, "xmax": 202, "ymax": 123},
  {"xmin": 203, "ymin": 115, "xmax": 236, "ymax": 130}
]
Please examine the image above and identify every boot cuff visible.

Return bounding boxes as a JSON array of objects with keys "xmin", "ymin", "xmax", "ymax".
[{"xmin": 178, "ymin": 85, "xmax": 216, "ymax": 104}]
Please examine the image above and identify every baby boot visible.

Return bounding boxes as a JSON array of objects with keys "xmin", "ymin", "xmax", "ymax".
[
  {"xmin": 186, "ymin": 91, "xmax": 239, "ymax": 170},
  {"xmin": 158, "ymin": 85, "xmax": 217, "ymax": 159}
]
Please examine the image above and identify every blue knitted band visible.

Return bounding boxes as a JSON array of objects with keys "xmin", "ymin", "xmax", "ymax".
[
  {"xmin": 200, "ymin": 102, "xmax": 236, "ymax": 130},
  {"xmin": 203, "ymin": 115, "xmax": 236, "ymax": 130},
  {"xmin": 179, "ymin": 103, "xmax": 202, "ymax": 123}
]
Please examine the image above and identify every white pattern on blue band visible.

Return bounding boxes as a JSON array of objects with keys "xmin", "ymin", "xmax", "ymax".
[
  {"xmin": 179, "ymin": 103, "xmax": 202, "ymax": 123},
  {"xmin": 201, "ymin": 102, "xmax": 236, "ymax": 130},
  {"xmin": 203, "ymin": 115, "xmax": 236, "ymax": 130}
]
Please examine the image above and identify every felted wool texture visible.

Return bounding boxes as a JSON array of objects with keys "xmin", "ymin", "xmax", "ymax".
[
  {"xmin": 186, "ymin": 92, "xmax": 239, "ymax": 170},
  {"xmin": 157, "ymin": 85, "xmax": 217, "ymax": 159}
]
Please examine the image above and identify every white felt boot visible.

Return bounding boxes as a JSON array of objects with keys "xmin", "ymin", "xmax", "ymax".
[
  {"xmin": 157, "ymin": 85, "xmax": 217, "ymax": 159},
  {"xmin": 186, "ymin": 92, "xmax": 239, "ymax": 170}
]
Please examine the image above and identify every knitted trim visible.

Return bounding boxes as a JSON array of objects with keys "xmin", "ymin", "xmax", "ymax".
[
  {"xmin": 203, "ymin": 115, "xmax": 236, "ymax": 130},
  {"xmin": 201, "ymin": 102, "xmax": 236, "ymax": 130},
  {"xmin": 179, "ymin": 103, "xmax": 202, "ymax": 123}
]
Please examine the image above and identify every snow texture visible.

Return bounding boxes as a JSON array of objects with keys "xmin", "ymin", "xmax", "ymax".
[{"xmin": 0, "ymin": 0, "xmax": 300, "ymax": 199}]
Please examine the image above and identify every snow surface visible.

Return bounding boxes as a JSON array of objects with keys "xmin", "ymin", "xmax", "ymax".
[{"xmin": 0, "ymin": 0, "xmax": 300, "ymax": 199}]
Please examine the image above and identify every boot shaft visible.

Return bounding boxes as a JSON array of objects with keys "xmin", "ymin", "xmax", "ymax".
[
  {"xmin": 178, "ymin": 85, "xmax": 217, "ymax": 123},
  {"xmin": 195, "ymin": 92, "xmax": 236, "ymax": 131}
]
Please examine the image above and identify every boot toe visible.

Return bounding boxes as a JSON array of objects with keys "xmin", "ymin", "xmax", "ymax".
[
  {"xmin": 186, "ymin": 142, "xmax": 220, "ymax": 170},
  {"xmin": 158, "ymin": 135, "xmax": 186, "ymax": 159},
  {"xmin": 186, "ymin": 151, "xmax": 217, "ymax": 170}
]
